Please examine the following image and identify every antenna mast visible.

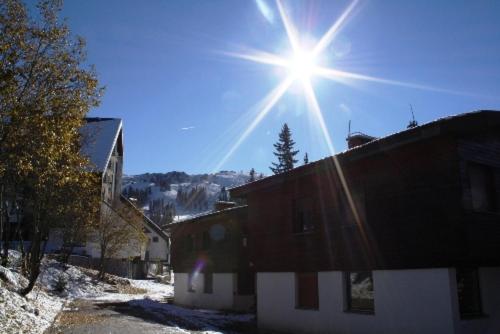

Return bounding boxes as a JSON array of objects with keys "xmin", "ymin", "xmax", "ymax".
[{"xmin": 407, "ymin": 104, "xmax": 418, "ymax": 128}]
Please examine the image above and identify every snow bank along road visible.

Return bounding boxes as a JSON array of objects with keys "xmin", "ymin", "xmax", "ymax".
[
  {"xmin": 45, "ymin": 279, "xmax": 256, "ymax": 334},
  {"xmin": 0, "ymin": 253, "xmax": 254, "ymax": 334}
]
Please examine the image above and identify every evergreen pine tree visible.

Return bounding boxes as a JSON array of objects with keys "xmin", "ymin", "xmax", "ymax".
[
  {"xmin": 303, "ymin": 152, "xmax": 309, "ymax": 165},
  {"xmin": 249, "ymin": 168, "xmax": 256, "ymax": 182},
  {"xmin": 270, "ymin": 123, "xmax": 299, "ymax": 174}
]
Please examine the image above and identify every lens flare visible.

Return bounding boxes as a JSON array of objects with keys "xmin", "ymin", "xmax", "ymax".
[{"xmin": 288, "ymin": 50, "xmax": 316, "ymax": 81}]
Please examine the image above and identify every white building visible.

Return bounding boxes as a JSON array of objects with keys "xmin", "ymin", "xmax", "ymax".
[{"xmin": 46, "ymin": 117, "xmax": 169, "ymax": 276}]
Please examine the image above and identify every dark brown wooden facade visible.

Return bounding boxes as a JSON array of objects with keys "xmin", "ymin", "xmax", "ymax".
[
  {"xmin": 231, "ymin": 110, "xmax": 500, "ymax": 273},
  {"xmin": 170, "ymin": 206, "xmax": 252, "ymax": 275}
]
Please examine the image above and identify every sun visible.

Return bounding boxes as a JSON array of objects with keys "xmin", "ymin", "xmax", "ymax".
[{"xmin": 287, "ymin": 49, "xmax": 317, "ymax": 82}]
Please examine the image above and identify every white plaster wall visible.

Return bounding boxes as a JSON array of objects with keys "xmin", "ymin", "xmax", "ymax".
[
  {"xmin": 257, "ymin": 269, "xmax": 458, "ymax": 334},
  {"xmin": 146, "ymin": 230, "xmax": 168, "ymax": 261},
  {"xmin": 454, "ymin": 267, "xmax": 500, "ymax": 334},
  {"xmin": 174, "ymin": 273, "xmax": 235, "ymax": 310}
]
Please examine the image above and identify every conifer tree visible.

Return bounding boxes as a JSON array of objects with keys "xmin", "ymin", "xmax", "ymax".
[
  {"xmin": 303, "ymin": 152, "xmax": 309, "ymax": 165},
  {"xmin": 270, "ymin": 123, "xmax": 299, "ymax": 174},
  {"xmin": 249, "ymin": 168, "xmax": 256, "ymax": 182}
]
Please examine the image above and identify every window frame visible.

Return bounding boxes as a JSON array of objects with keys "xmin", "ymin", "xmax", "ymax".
[
  {"xmin": 292, "ymin": 197, "xmax": 315, "ymax": 233},
  {"xmin": 456, "ymin": 268, "xmax": 484, "ymax": 319},
  {"xmin": 344, "ymin": 271, "xmax": 375, "ymax": 314},
  {"xmin": 203, "ymin": 271, "xmax": 213, "ymax": 294},
  {"xmin": 295, "ymin": 272, "xmax": 319, "ymax": 310},
  {"xmin": 185, "ymin": 234, "xmax": 195, "ymax": 252},
  {"xmin": 202, "ymin": 230, "xmax": 211, "ymax": 250},
  {"xmin": 467, "ymin": 162, "xmax": 499, "ymax": 213},
  {"xmin": 187, "ymin": 272, "xmax": 196, "ymax": 293}
]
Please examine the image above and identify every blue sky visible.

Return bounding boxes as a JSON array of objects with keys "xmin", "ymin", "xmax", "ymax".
[{"xmin": 57, "ymin": 0, "xmax": 500, "ymax": 175}]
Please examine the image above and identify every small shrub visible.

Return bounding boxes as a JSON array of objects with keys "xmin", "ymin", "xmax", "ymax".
[{"xmin": 54, "ymin": 273, "xmax": 68, "ymax": 293}]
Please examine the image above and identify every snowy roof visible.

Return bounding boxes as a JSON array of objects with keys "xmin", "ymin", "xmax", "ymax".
[
  {"xmin": 168, "ymin": 205, "xmax": 248, "ymax": 226},
  {"xmin": 80, "ymin": 118, "xmax": 122, "ymax": 172}
]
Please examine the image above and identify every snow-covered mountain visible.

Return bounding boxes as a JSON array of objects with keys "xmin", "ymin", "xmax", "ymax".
[{"xmin": 122, "ymin": 171, "xmax": 256, "ymax": 224}]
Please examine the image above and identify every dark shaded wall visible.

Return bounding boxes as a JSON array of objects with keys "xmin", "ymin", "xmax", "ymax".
[
  {"xmin": 233, "ymin": 112, "xmax": 500, "ymax": 272},
  {"xmin": 170, "ymin": 207, "xmax": 251, "ymax": 274}
]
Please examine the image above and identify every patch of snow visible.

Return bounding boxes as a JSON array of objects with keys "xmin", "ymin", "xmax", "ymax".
[{"xmin": 39, "ymin": 259, "xmax": 112, "ymax": 299}]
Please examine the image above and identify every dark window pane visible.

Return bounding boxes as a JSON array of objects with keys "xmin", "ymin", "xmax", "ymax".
[
  {"xmin": 346, "ymin": 271, "xmax": 374, "ymax": 312},
  {"xmin": 188, "ymin": 273, "xmax": 195, "ymax": 292},
  {"xmin": 185, "ymin": 235, "xmax": 194, "ymax": 252},
  {"xmin": 202, "ymin": 231, "xmax": 211, "ymax": 249},
  {"xmin": 237, "ymin": 271, "xmax": 255, "ymax": 295},
  {"xmin": 296, "ymin": 272, "xmax": 319, "ymax": 309},
  {"xmin": 204, "ymin": 272, "xmax": 213, "ymax": 294},
  {"xmin": 469, "ymin": 163, "xmax": 498, "ymax": 212},
  {"xmin": 293, "ymin": 198, "xmax": 314, "ymax": 232},
  {"xmin": 456, "ymin": 268, "xmax": 482, "ymax": 317}
]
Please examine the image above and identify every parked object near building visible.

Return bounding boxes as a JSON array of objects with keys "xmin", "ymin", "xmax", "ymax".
[
  {"xmin": 170, "ymin": 204, "xmax": 255, "ymax": 311},
  {"xmin": 229, "ymin": 110, "xmax": 500, "ymax": 334}
]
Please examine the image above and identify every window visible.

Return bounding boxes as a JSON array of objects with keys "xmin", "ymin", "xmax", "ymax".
[
  {"xmin": 468, "ymin": 163, "xmax": 499, "ymax": 213},
  {"xmin": 202, "ymin": 231, "xmax": 211, "ymax": 249},
  {"xmin": 204, "ymin": 271, "xmax": 213, "ymax": 294},
  {"xmin": 185, "ymin": 235, "xmax": 194, "ymax": 252},
  {"xmin": 293, "ymin": 198, "xmax": 314, "ymax": 233},
  {"xmin": 456, "ymin": 268, "xmax": 482, "ymax": 318},
  {"xmin": 188, "ymin": 272, "xmax": 195, "ymax": 292},
  {"xmin": 295, "ymin": 272, "xmax": 319, "ymax": 309},
  {"xmin": 237, "ymin": 271, "xmax": 255, "ymax": 295},
  {"xmin": 345, "ymin": 271, "xmax": 374, "ymax": 313},
  {"xmin": 152, "ymin": 236, "xmax": 159, "ymax": 243}
]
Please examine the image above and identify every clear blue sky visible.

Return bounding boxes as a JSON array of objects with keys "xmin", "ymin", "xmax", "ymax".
[{"xmin": 56, "ymin": 0, "xmax": 500, "ymax": 175}]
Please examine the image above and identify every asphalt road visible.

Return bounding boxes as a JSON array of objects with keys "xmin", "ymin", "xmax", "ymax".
[{"xmin": 45, "ymin": 298, "xmax": 256, "ymax": 334}]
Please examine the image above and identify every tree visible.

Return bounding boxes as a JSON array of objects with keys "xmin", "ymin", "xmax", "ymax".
[
  {"xmin": 96, "ymin": 201, "xmax": 146, "ymax": 280},
  {"xmin": 270, "ymin": 123, "xmax": 299, "ymax": 174},
  {"xmin": 57, "ymin": 172, "xmax": 101, "ymax": 264},
  {"xmin": 0, "ymin": 0, "xmax": 103, "ymax": 295},
  {"xmin": 249, "ymin": 168, "xmax": 256, "ymax": 182},
  {"xmin": 303, "ymin": 152, "xmax": 309, "ymax": 165},
  {"xmin": 218, "ymin": 186, "xmax": 228, "ymax": 201}
]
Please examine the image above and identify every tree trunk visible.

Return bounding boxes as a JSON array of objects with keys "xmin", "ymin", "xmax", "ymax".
[
  {"xmin": 20, "ymin": 232, "xmax": 41, "ymax": 296},
  {"xmin": 1, "ymin": 185, "xmax": 9, "ymax": 266},
  {"xmin": 98, "ymin": 245, "xmax": 106, "ymax": 280}
]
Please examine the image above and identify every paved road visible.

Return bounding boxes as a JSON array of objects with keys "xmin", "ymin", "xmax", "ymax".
[{"xmin": 45, "ymin": 298, "xmax": 256, "ymax": 334}]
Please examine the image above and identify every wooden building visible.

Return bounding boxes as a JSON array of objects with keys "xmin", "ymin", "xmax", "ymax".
[
  {"xmin": 230, "ymin": 110, "xmax": 500, "ymax": 334},
  {"xmin": 170, "ymin": 205, "xmax": 255, "ymax": 311}
]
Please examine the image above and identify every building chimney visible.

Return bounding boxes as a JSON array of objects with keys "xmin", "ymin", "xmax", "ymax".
[{"xmin": 346, "ymin": 132, "xmax": 376, "ymax": 149}]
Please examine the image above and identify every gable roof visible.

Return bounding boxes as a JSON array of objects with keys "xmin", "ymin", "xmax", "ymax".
[
  {"xmin": 231, "ymin": 110, "xmax": 500, "ymax": 197},
  {"xmin": 80, "ymin": 118, "xmax": 123, "ymax": 172},
  {"xmin": 119, "ymin": 195, "xmax": 169, "ymax": 241}
]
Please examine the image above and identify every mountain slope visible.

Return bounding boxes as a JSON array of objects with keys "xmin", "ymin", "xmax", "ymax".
[{"xmin": 122, "ymin": 171, "xmax": 255, "ymax": 223}]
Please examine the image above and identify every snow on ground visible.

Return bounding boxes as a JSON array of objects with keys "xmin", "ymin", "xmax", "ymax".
[
  {"xmin": 0, "ymin": 279, "xmax": 62, "ymax": 334},
  {"xmin": 128, "ymin": 299, "xmax": 254, "ymax": 333},
  {"xmin": 39, "ymin": 259, "xmax": 112, "ymax": 299},
  {"xmin": 1, "ymin": 251, "xmax": 253, "ymax": 334},
  {"xmin": 0, "ymin": 254, "xmax": 64, "ymax": 334},
  {"xmin": 92, "ymin": 278, "xmax": 173, "ymax": 302},
  {"xmin": 0, "ymin": 251, "xmax": 114, "ymax": 334},
  {"xmin": 88, "ymin": 279, "xmax": 254, "ymax": 334}
]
